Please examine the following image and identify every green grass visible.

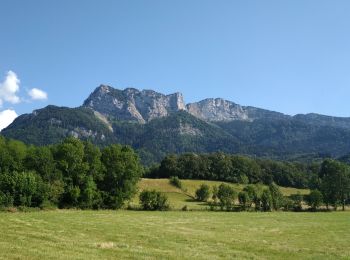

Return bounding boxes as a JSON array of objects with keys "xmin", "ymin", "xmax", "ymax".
[
  {"xmin": 0, "ymin": 210, "xmax": 349, "ymax": 259},
  {"xmin": 134, "ymin": 178, "xmax": 309, "ymax": 210}
]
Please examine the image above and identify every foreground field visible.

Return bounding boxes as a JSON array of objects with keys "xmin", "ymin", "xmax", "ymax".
[
  {"xmin": 0, "ymin": 210, "xmax": 349, "ymax": 259},
  {"xmin": 134, "ymin": 178, "xmax": 309, "ymax": 210}
]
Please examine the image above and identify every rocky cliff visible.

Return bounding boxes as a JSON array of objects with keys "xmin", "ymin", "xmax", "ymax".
[
  {"xmin": 187, "ymin": 98, "xmax": 250, "ymax": 122},
  {"xmin": 83, "ymin": 85, "xmax": 186, "ymax": 123},
  {"xmin": 83, "ymin": 85, "xmax": 288, "ymax": 123}
]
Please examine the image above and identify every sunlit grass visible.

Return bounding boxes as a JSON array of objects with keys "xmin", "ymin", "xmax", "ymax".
[{"xmin": 0, "ymin": 210, "xmax": 348, "ymax": 259}]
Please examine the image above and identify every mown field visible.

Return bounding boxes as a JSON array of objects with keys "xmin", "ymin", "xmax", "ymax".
[
  {"xmin": 0, "ymin": 210, "xmax": 349, "ymax": 259},
  {"xmin": 133, "ymin": 178, "xmax": 309, "ymax": 210}
]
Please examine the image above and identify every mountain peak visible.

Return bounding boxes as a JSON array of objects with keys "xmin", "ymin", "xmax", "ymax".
[
  {"xmin": 5, "ymin": 84, "xmax": 350, "ymax": 164},
  {"xmin": 84, "ymin": 85, "xmax": 288, "ymax": 123},
  {"xmin": 95, "ymin": 84, "xmax": 111, "ymax": 93},
  {"xmin": 83, "ymin": 85, "xmax": 186, "ymax": 123}
]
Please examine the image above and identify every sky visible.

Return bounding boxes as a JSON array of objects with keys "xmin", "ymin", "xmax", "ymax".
[{"xmin": 1, "ymin": 0, "xmax": 350, "ymax": 130}]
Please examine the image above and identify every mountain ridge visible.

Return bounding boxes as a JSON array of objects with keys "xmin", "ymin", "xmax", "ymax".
[
  {"xmin": 82, "ymin": 85, "xmax": 294, "ymax": 123},
  {"xmin": 2, "ymin": 84, "xmax": 350, "ymax": 164}
]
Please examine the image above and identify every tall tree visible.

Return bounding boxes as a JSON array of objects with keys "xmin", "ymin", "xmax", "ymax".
[
  {"xmin": 101, "ymin": 145, "xmax": 142, "ymax": 209},
  {"xmin": 319, "ymin": 159, "xmax": 350, "ymax": 210}
]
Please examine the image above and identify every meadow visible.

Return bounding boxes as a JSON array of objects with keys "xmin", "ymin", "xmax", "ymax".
[
  {"xmin": 133, "ymin": 178, "xmax": 309, "ymax": 210},
  {"xmin": 0, "ymin": 179, "xmax": 342, "ymax": 259},
  {"xmin": 0, "ymin": 210, "xmax": 349, "ymax": 259}
]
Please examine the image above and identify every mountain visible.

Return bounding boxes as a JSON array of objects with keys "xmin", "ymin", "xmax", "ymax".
[
  {"xmin": 83, "ymin": 85, "xmax": 186, "ymax": 123},
  {"xmin": 2, "ymin": 84, "xmax": 350, "ymax": 164},
  {"xmin": 2, "ymin": 105, "xmax": 116, "ymax": 145},
  {"xmin": 186, "ymin": 98, "xmax": 288, "ymax": 122}
]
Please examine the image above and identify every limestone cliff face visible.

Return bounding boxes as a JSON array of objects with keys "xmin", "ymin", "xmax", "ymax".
[
  {"xmin": 186, "ymin": 98, "xmax": 288, "ymax": 122},
  {"xmin": 83, "ymin": 85, "xmax": 289, "ymax": 123},
  {"xmin": 186, "ymin": 98, "xmax": 250, "ymax": 122},
  {"xmin": 83, "ymin": 85, "xmax": 186, "ymax": 123}
]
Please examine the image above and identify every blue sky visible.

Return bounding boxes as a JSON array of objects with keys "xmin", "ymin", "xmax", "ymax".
[{"xmin": 1, "ymin": 0, "xmax": 350, "ymax": 129}]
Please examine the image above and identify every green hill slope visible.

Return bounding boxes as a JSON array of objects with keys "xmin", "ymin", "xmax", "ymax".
[
  {"xmin": 132, "ymin": 178, "xmax": 309, "ymax": 210},
  {"xmin": 1, "ymin": 105, "xmax": 116, "ymax": 145}
]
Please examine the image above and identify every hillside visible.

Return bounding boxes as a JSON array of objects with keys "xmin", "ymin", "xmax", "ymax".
[
  {"xmin": 1, "ymin": 105, "xmax": 116, "ymax": 145},
  {"xmin": 3, "ymin": 84, "xmax": 350, "ymax": 164},
  {"xmin": 133, "ymin": 178, "xmax": 309, "ymax": 210}
]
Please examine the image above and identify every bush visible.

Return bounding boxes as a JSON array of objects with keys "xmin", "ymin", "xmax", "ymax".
[
  {"xmin": 306, "ymin": 190, "xmax": 323, "ymax": 210},
  {"xmin": 238, "ymin": 191, "xmax": 250, "ymax": 210},
  {"xmin": 242, "ymin": 186, "xmax": 255, "ymax": 208},
  {"xmin": 0, "ymin": 171, "xmax": 46, "ymax": 207},
  {"xmin": 269, "ymin": 183, "xmax": 284, "ymax": 210},
  {"xmin": 290, "ymin": 192, "xmax": 303, "ymax": 211},
  {"xmin": 0, "ymin": 192, "xmax": 14, "ymax": 207},
  {"xmin": 40, "ymin": 200, "xmax": 58, "ymax": 210},
  {"xmin": 169, "ymin": 176, "xmax": 182, "ymax": 189},
  {"xmin": 261, "ymin": 189, "xmax": 272, "ymax": 211},
  {"xmin": 282, "ymin": 197, "xmax": 294, "ymax": 211},
  {"xmin": 139, "ymin": 190, "xmax": 169, "ymax": 211},
  {"xmin": 212, "ymin": 185, "xmax": 218, "ymax": 203},
  {"xmin": 195, "ymin": 184, "xmax": 210, "ymax": 201},
  {"xmin": 217, "ymin": 184, "xmax": 237, "ymax": 211},
  {"xmin": 245, "ymin": 184, "xmax": 263, "ymax": 211}
]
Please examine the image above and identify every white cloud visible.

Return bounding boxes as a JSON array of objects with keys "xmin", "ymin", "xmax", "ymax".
[
  {"xmin": 0, "ymin": 71, "xmax": 21, "ymax": 105},
  {"xmin": 28, "ymin": 88, "xmax": 48, "ymax": 100},
  {"xmin": 0, "ymin": 109, "xmax": 18, "ymax": 131}
]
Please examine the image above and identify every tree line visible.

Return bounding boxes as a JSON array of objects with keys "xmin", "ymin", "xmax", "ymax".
[
  {"xmin": 146, "ymin": 153, "xmax": 318, "ymax": 188},
  {"xmin": 1, "ymin": 135, "xmax": 349, "ymax": 211},
  {"xmin": 146, "ymin": 154, "xmax": 350, "ymax": 211},
  {"xmin": 193, "ymin": 183, "xmax": 322, "ymax": 212},
  {"xmin": 0, "ymin": 136, "xmax": 142, "ymax": 209}
]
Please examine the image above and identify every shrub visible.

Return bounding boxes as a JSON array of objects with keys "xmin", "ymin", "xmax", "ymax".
[
  {"xmin": 238, "ymin": 191, "xmax": 250, "ymax": 210},
  {"xmin": 217, "ymin": 184, "xmax": 237, "ymax": 211},
  {"xmin": 261, "ymin": 189, "xmax": 272, "ymax": 211},
  {"xmin": 282, "ymin": 197, "xmax": 294, "ymax": 211},
  {"xmin": 208, "ymin": 201, "xmax": 217, "ymax": 211},
  {"xmin": 306, "ymin": 190, "xmax": 323, "ymax": 210},
  {"xmin": 195, "ymin": 184, "xmax": 210, "ymax": 202},
  {"xmin": 212, "ymin": 185, "xmax": 218, "ymax": 203},
  {"xmin": 0, "ymin": 192, "xmax": 14, "ymax": 207},
  {"xmin": 0, "ymin": 171, "xmax": 46, "ymax": 207},
  {"xmin": 290, "ymin": 192, "xmax": 303, "ymax": 211},
  {"xmin": 169, "ymin": 176, "xmax": 182, "ymax": 189},
  {"xmin": 245, "ymin": 184, "xmax": 263, "ymax": 211},
  {"xmin": 40, "ymin": 200, "xmax": 57, "ymax": 210},
  {"xmin": 269, "ymin": 183, "xmax": 284, "ymax": 210},
  {"xmin": 242, "ymin": 186, "xmax": 255, "ymax": 208},
  {"xmin": 139, "ymin": 190, "xmax": 169, "ymax": 211}
]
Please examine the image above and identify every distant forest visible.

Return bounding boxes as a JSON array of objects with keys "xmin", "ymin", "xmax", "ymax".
[{"xmin": 147, "ymin": 153, "xmax": 319, "ymax": 189}]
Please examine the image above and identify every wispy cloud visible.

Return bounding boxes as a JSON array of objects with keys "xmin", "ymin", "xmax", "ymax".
[
  {"xmin": 0, "ymin": 109, "xmax": 18, "ymax": 131},
  {"xmin": 0, "ymin": 71, "xmax": 21, "ymax": 106},
  {"xmin": 28, "ymin": 88, "xmax": 48, "ymax": 100}
]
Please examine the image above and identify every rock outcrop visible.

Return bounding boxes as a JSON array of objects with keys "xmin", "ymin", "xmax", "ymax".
[
  {"xmin": 83, "ymin": 85, "xmax": 186, "ymax": 123},
  {"xmin": 187, "ymin": 98, "xmax": 250, "ymax": 122},
  {"xmin": 83, "ymin": 85, "xmax": 288, "ymax": 123}
]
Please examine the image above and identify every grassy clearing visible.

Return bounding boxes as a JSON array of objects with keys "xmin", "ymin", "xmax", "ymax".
[
  {"xmin": 0, "ymin": 210, "xmax": 349, "ymax": 259},
  {"xmin": 134, "ymin": 178, "xmax": 309, "ymax": 210}
]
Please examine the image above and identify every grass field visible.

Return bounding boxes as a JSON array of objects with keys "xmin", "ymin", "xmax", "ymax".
[
  {"xmin": 0, "ymin": 210, "xmax": 349, "ymax": 259},
  {"xmin": 134, "ymin": 178, "xmax": 309, "ymax": 210}
]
